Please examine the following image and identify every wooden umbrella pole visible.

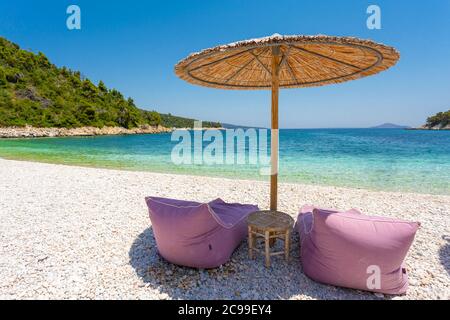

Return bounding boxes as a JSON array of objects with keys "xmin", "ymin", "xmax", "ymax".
[{"xmin": 270, "ymin": 46, "xmax": 281, "ymax": 211}]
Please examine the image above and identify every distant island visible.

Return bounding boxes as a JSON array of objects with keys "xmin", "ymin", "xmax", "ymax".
[
  {"xmin": 371, "ymin": 123, "xmax": 410, "ymax": 129},
  {"xmin": 373, "ymin": 110, "xmax": 450, "ymax": 130},
  {"xmin": 0, "ymin": 37, "xmax": 221, "ymax": 138}
]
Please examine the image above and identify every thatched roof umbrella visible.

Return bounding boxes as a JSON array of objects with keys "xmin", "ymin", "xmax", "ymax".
[{"xmin": 175, "ymin": 34, "xmax": 399, "ymax": 211}]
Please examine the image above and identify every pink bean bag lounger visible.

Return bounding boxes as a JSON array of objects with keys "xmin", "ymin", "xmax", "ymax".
[
  {"xmin": 145, "ymin": 197, "xmax": 258, "ymax": 269},
  {"xmin": 296, "ymin": 205, "xmax": 420, "ymax": 295}
]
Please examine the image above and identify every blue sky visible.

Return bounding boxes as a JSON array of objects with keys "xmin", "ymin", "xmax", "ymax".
[{"xmin": 1, "ymin": 0, "xmax": 449, "ymax": 128}]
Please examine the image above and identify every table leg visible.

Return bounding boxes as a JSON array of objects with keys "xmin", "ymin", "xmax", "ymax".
[
  {"xmin": 285, "ymin": 229, "xmax": 290, "ymax": 261},
  {"xmin": 265, "ymin": 231, "xmax": 270, "ymax": 268},
  {"xmin": 269, "ymin": 234, "xmax": 276, "ymax": 248},
  {"xmin": 248, "ymin": 226, "xmax": 253, "ymax": 259}
]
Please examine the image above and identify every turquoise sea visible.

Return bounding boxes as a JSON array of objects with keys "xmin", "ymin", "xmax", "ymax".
[{"xmin": 0, "ymin": 129, "xmax": 449, "ymax": 195}]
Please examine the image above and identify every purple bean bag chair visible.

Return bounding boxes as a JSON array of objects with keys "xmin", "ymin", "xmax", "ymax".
[
  {"xmin": 145, "ymin": 197, "xmax": 258, "ymax": 269},
  {"xmin": 297, "ymin": 205, "xmax": 420, "ymax": 295}
]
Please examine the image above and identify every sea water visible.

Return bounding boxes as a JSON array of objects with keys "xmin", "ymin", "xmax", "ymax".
[{"xmin": 0, "ymin": 129, "xmax": 448, "ymax": 195}]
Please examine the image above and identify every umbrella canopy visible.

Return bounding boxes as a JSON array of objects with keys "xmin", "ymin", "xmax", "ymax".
[{"xmin": 174, "ymin": 34, "xmax": 400, "ymax": 210}]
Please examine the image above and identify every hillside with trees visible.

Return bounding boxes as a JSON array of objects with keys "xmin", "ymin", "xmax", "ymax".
[
  {"xmin": 0, "ymin": 37, "xmax": 220, "ymax": 129},
  {"xmin": 425, "ymin": 110, "xmax": 450, "ymax": 129}
]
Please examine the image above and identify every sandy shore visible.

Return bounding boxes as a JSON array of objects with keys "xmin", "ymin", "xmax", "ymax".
[{"xmin": 0, "ymin": 158, "xmax": 448, "ymax": 300}]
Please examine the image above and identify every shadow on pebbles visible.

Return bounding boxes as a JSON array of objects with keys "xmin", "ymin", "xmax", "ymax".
[{"xmin": 129, "ymin": 227, "xmax": 382, "ymax": 300}]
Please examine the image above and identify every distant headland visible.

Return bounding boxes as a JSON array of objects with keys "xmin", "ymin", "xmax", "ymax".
[{"xmin": 409, "ymin": 109, "xmax": 450, "ymax": 130}]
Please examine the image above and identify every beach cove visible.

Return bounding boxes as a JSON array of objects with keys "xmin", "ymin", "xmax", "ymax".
[{"xmin": 0, "ymin": 128, "xmax": 449, "ymax": 195}]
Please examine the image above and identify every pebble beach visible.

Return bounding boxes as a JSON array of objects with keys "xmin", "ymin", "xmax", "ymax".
[{"xmin": 0, "ymin": 158, "xmax": 449, "ymax": 300}]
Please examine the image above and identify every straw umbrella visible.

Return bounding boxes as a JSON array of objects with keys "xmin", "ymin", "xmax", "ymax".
[{"xmin": 175, "ymin": 34, "xmax": 399, "ymax": 211}]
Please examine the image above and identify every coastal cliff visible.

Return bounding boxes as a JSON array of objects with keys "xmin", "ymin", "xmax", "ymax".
[{"xmin": 408, "ymin": 124, "xmax": 450, "ymax": 131}]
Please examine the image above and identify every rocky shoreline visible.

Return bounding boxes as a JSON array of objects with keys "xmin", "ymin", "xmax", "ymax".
[
  {"xmin": 407, "ymin": 124, "xmax": 450, "ymax": 131},
  {"xmin": 0, "ymin": 125, "xmax": 173, "ymax": 138}
]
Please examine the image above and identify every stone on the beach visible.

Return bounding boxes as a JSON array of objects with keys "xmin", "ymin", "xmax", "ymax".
[{"xmin": 0, "ymin": 158, "xmax": 448, "ymax": 300}]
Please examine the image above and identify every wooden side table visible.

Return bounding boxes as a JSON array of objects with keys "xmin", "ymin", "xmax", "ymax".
[{"xmin": 247, "ymin": 210, "xmax": 294, "ymax": 267}]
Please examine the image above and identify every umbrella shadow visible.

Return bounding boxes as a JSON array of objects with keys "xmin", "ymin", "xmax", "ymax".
[
  {"xmin": 129, "ymin": 227, "xmax": 382, "ymax": 300},
  {"xmin": 439, "ymin": 235, "xmax": 450, "ymax": 275}
]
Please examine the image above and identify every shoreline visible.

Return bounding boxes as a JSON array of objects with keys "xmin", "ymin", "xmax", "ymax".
[
  {"xmin": 2, "ymin": 126, "xmax": 449, "ymax": 139},
  {"xmin": 0, "ymin": 158, "xmax": 448, "ymax": 299},
  {"xmin": 407, "ymin": 128, "xmax": 450, "ymax": 131},
  {"xmin": 406, "ymin": 125, "xmax": 450, "ymax": 131},
  {"xmin": 0, "ymin": 155, "xmax": 448, "ymax": 197},
  {"xmin": 0, "ymin": 125, "xmax": 173, "ymax": 138},
  {"xmin": 0, "ymin": 126, "xmax": 228, "ymax": 139}
]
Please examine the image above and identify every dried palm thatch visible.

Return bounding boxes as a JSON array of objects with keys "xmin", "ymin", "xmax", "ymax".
[
  {"xmin": 175, "ymin": 34, "xmax": 400, "ymax": 90},
  {"xmin": 174, "ymin": 34, "xmax": 400, "ymax": 211}
]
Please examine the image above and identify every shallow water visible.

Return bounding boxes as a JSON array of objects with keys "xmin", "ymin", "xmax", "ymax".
[{"xmin": 0, "ymin": 128, "xmax": 449, "ymax": 195}]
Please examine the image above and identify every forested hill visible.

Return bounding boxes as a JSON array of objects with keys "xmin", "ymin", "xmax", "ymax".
[
  {"xmin": 0, "ymin": 37, "xmax": 221, "ymax": 129},
  {"xmin": 425, "ymin": 110, "xmax": 449, "ymax": 129}
]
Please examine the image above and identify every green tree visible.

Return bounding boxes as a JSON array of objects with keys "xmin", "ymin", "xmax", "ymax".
[
  {"xmin": 0, "ymin": 36, "xmax": 222, "ymax": 130},
  {"xmin": 75, "ymin": 105, "xmax": 98, "ymax": 125},
  {"xmin": 0, "ymin": 68, "xmax": 7, "ymax": 87},
  {"xmin": 127, "ymin": 97, "xmax": 136, "ymax": 107},
  {"xmin": 81, "ymin": 79, "xmax": 97, "ymax": 98},
  {"xmin": 117, "ymin": 105, "xmax": 131, "ymax": 128},
  {"xmin": 426, "ymin": 110, "xmax": 450, "ymax": 128},
  {"xmin": 144, "ymin": 111, "xmax": 162, "ymax": 126},
  {"xmin": 98, "ymin": 80, "xmax": 107, "ymax": 93}
]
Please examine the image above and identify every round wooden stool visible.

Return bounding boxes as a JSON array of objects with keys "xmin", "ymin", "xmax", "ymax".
[{"xmin": 247, "ymin": 210, "xmax": 294, "ymax": 267}]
